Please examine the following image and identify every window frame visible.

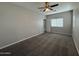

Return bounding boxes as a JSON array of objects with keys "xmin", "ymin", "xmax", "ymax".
[{"xmin": 50, "ymin": 18, "xmax": 64, "ymax": 27}]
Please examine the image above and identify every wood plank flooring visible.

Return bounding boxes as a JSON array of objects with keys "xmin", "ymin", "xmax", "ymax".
[{"xmin": 0, "ymin": 33, "xmax": 78, "ymax": 56}]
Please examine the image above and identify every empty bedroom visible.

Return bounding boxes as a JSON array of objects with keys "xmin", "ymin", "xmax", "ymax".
[{"xmin": 0, "ymin": 2, "xmax": 79, "ymax": 56}]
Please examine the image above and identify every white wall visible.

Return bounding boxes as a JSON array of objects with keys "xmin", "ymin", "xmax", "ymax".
[
  {"xmin": 73, "ymin": 9, "xmax": 79, "ymax": 54},
  {"xmin": 0, "ymin": 3, "xmax": 44, "ymax": 48},
  {"xmin": 46, "ymin": 11, "xmax": 72, "ymax": 35}
]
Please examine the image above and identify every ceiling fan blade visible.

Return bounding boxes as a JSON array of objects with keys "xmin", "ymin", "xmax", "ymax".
[
  {"xmin": 43, "ymin": 9, "xmax": 46, "ymax": 12},
  {"xmin": 50, "ymin": 4, "xmax": 59, "ymax": 7},
  {"xmin": 49, "ymin": 8, "xmax": 53, "ymax": 10}
]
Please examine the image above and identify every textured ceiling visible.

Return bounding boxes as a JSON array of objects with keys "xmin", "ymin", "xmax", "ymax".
[{"xmin": 12, "ymin": 2, "xmax": 79, "ymax": 15}]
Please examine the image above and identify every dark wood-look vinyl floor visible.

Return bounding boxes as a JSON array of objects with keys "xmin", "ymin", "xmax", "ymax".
[{"xmin": 0, "ymin": 33, "xmax": 78, "ymax": 56}]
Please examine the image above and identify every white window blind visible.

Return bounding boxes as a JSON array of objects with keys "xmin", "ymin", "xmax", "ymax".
[{"xmin": 51, "ymin": 18, "xmax": 63, "ymax": 27}]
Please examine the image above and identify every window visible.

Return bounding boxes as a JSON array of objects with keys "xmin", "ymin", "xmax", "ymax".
[{"xmin": 51, "ymin": 18, "xmax": 63, "ymax": 27}]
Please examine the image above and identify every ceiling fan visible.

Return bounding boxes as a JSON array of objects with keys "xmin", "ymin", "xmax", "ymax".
[{"xmin": 38, "ymin": 2, "xmax": 59, "ymax": 12}]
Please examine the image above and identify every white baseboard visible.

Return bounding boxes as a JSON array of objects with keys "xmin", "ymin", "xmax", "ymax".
[
  {"xmin": 0, "ymin": 32, "xmax": 43, "ymax": 50},
  {"xmin": 50, "ymin": 32, "xmax": 72, "ymax": 36}
]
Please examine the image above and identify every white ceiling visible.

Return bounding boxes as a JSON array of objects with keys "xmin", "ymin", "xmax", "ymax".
[{"xmin": 12, "ymin": 2, "xmax": 79, "ymax": 15}]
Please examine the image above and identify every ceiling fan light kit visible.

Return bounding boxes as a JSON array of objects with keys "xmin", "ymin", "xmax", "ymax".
[
  {"xmin": 38, "ymin": 2, "xmax": 59, "ymax": 12},
  {"xmin": 44, "ymin": 8, "xmax": 50, "ymax": 12}
]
